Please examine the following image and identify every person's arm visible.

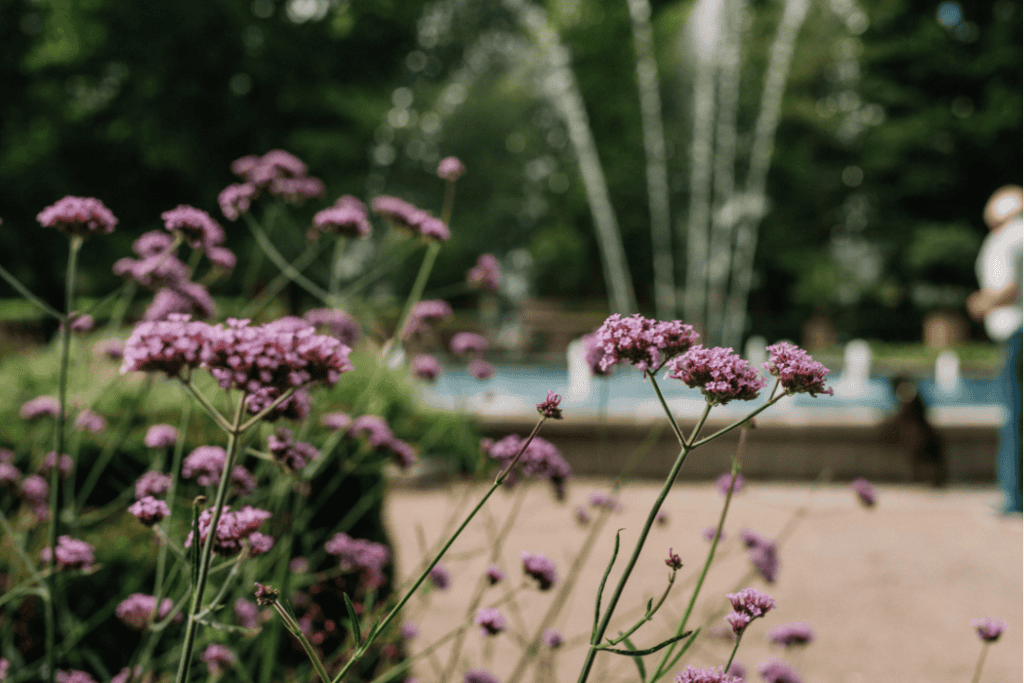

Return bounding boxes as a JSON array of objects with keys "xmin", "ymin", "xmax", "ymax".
[{"xmin": 967, "ymin": 281, "xmax": 1019, "ymax": 321}]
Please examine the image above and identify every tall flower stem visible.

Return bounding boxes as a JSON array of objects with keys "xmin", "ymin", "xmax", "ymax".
[
  {"xmin": 379, "ymin": 240, "xmax": 441, "ymax": 364},
  {"xmin": 43, "ymin": 235, "xmax": 83, "ymax": 683},
  {"xmin": 174, "ymin": 392, "xmax": 248, "ymax": 683},
  {"xmin": 329, "ymin": 416, "xmax": 547, "ymax": 683},
  {"xmin": 971, "ymin": 642, "xmax": 990, "ymax": 683},
  {"xmin": 576, "ymin": 402, "xmax": 712, "ymax": 683}
]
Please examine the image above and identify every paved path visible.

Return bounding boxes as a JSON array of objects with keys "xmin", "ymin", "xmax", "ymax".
[{"xmin": 384, "ymin": 479, "xmax": 1021, "ymax": 683}]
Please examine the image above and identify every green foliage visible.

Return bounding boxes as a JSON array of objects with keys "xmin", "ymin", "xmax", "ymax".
[{"xmin": 904, "ymin": 222, "xmax": 980, "ymax": 282}]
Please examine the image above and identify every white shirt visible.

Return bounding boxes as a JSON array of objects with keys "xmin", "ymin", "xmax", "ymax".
[{"xmin": 976, "ymin": 215, "xmax": 1023, "ymax": 340}]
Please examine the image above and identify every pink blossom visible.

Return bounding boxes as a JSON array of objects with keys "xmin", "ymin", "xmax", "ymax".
[
  {"xmin": 437, "ymin": 156, "xmax": 466, "ymax": 181},
  {"xmin": 37, "ymin": 196, "xmax": 117, "ymax": 237},
  {"xmin": 666, "ymin": 345, "xmax": 766, "ymax": 405},
  {"xmin": 218, "ymin": 183, "xmax": 258, "ymax": 221},
  {"xmin": 410, "ymin": 354, "xmax": 442, "ymax": 381},
  {"xmin": 185, "ymin": 505, "xmax": 273, "ymax": 557},
  {"xmin": 522, "ymin": 551, "xmax": 557, "ymax": 590},
  {"xmin": 324, "ymin": 532, "xmax": 391, "ymax": 589},
  {"xmin": 20, "ymin": 396, "xmax": 61, "ymax": 420},
  {"xmin": 763, "ymin": 342, "xmax": 832, "ymax": 397},
  {"xmin": 467, "ymin": 253, "xmax": 501, "ymax": 293},
  {"xmin": 450, "ymin": 331, "xmax": 488, "ymax": 356},
  {"xmin": 144, "ymin": 424, "xmax": 178, "ymax": 449},
  {"xmin": 160, "ymin": 205, "xmax": 224, "ymax": 250},
  {"xmin": 74, "ymin": 410, "xmax": 107, "ymax": 434},
  {"xmin": 311, "ymin": 195, "xmax": 371, "ymax": 239},
  {"xmin": 594, "ymin": 314, "xmax": 699, "ymax": 373},
  {"xmin": 115, "ymin": 593, "xmax": 175, "ymax": 630},
  {"xmin": 134, "ymin": 471, "xmax": 172, "ymax": 500},
  {"xmin": 469, "ymin": 359, "xmax": 495, "ymax": 380},
  {"xmin": 41, "ymin": 535, "xmax": 95, "ymax": 570},
  {"xmin": 200, "ymin": 644, "xmax": 236, "ymax": 676},
  {"xmin": 536, "ymin": 390, "xmax": 563, "ymax": 419}
]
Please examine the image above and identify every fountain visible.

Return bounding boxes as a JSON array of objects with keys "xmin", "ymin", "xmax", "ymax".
[
  {"xmin": 831, "ymin": 338, "xmax": 872, "ymax": 399},
  {"xmin": 744, "ymin": 335, "xmax": 768, "ymax": 367},
  {"xmin": 565, "ymin": 337, "xmax": 591, "ymax": 402},
  {"xmin": 935, "ymin": 350, "xmax": 961, "ymax": 395}
]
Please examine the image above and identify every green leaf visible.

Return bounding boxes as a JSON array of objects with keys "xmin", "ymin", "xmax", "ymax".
[
  {"xmin": 593, "ymin": 529, "xmax": 623, "ymax": 639},
  {"xmin": 623, "ymin": 636, "xmax": 646, "ymax": 682},
  {"xmin": 595, "ymin": 631, "xmax": 692, "ymax": 657},
  {"xmin": 343, "ymin": 592, "xmax": 362, "ymax": 644}
]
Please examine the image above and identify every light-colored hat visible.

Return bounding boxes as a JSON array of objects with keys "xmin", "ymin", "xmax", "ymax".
[{"xmin": 983, "ymin": 185, "xmax": 1023, "ymax": 230}]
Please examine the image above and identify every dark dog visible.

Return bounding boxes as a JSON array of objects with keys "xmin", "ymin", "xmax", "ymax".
[{"xmin": 885, "ymin": 375, "xmax": 948, "ymax": 486}]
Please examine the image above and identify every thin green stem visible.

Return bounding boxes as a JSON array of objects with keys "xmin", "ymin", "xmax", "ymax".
[
  {"xmin": 179, "ymin": 380, "xmax": 233, "ymax": 433},
  {"xmin": 174, "ymin": 392, "xmax": 248, "ymax": 683},
  {"xmin": 272, "ymin": 600, "xmax": 333, "ymax": 683},
  {"xmin": 647, "ymin": 371, "xmax": 687, "ymax": 448},
  {"xmin": 241, "ymin": 241, "xmax": 326, "ymax": 318},
  {"xmin": 689, "ymin": 395, "xmax": 781, "ymax": 449},
  {"xmin": 0, "ymin": 262, "xmax": 63, "ymax": 319},
  {"xmin": 576, "ymin": 403, "xmax": 712, "ymax": 683},
  {"xmin": 244, "ymin": 212, "xmax": 331, "ymax": 302},
  {"xmin": 723, "ymin": 634, "xmax": 743, "ymax": 673},
  {"xmin": 379, "ymin": 241, "xmax": 441, "ymax": 364},
  {"xmin": 43, "ymin": 235, "xmax": 82, "ymax": 683},
  {"xmin": 971, "ymin": 641, "xmax": 989, "ymax": 683}
]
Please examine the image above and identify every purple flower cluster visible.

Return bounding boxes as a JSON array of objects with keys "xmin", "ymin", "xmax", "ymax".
[
  {"xmin": 74, "ymin": 410, "xmax": 107, "ymax": 434},
  {"xmin": 56, "ymin": 671, "xmax": 98, "ymax": 683},
  {"xmin": 594, "ymin": 314, "xmax": 700, "ymax": 373},
  {"xmin": 371, "ymin": 196, "xmax": 450, "ymax": 241},
  {"xmin": 666, "ymin": 346, "xmax": 766, "ymax": 405},
  {"xmin": 144, "ymin": 424, "xmax": 178, "ymax": 449},
  {"xmin": 521, "ymin": 551, "xmax": 557, "ymax": 590},
  {"xmin": 542, "ymin": 628, "xmax": 564, "ymax": 648},
  {"xmin": 135, "ymin": 471, "xmax": 172, "ymax": 500},
  {"xmin": 725, "ymin": 587, "xmax": 776, "ymax": 635},
  {"xmin": 481, "ymin": 435, "xmax": 572, "ymax": 498},
  {"xmin": 851, "ymin": 477, "xmax": 877, "ymax": 507},
  {"xmin": 218, "ymin": 183, "xmax": 259, "ymax": 222},
  {"xmin": 20, "ymin": 396, "xmax": 61, "ymax": 420},
  {"xmin": 201, "ymin": 644, "xmax": 237, "ymax": 676},
  {"xmin": 181, "ymin": 446, "xmax": 228, "ymax": 486},
  {"xmin": 673, "ymin": 666, "xmax": 742, "ymax": 683},
  {"xmin": 324, "ymin": 532, "xmax": 391, "ymax": 589},
  {"xmin": 304, "ymin": 308, "xmax": 362, "ymax": 346},
  {"xmin": 185, "ymin": 505, "xmax": 273, "ymax": 557},
  {"xmin": 37, "ymin": 196, "xmax": 118, "ymax": 238},
  {"xmin": 763, "ymin": 342, "xmax": 832, "ymax": 397},
  {"xmin": 21, "ymin": 474, "xmax": 49, "ymax": 518},
  {"xmin": 404, "ymin": 299, "xmax": 453, "ymax": 337},
  {"xmin": 161, "ymin": 205, "xmax": 225, "ymax": 251},
  {"xmin": 128, "ymin": 496, "xmax": 171, "ymax": 526},
  {"xmin": 536, "ymin": 390, "xmax": 563, "ymax": 420},
  {"xmin": 321, "ymin": 411, "xmax": 352, "ymax": 431},
  {"xmin": 768, "ymin": 623, "xmax": 815, "ymax": 647},
  {"xmin": 235, "ymin": 598, "xmax": 261, "ymax": 629},
  {"xmin": 39, "ymin": 452, "xmax": 73, "ymax": 479},
  {"xmin": 485, "ymin": 563, "xmax": 505, "ymax": 585},
  {"xmin": 757, "ymin": 658, "xmax": 803, "ymax": 683},
  {"xmin": 463, "ymin": 668, "xmax": 499, "ymax": 683},
  {"xmin": 469, "ymin": 359, "xmax": 495, "ymax": 380},
  {"xmin": 467, "ymin": 254, "xmax": 501, "ymax": 293},
  {"xmin": 401, "ymin": 621, "xmax": 419, "ymax": 640},
  {"xmin": 222, "ymin": 150, "xmax": 324, "ymax": 217},
  {"xmin": 94, "ymin": 338, "xmax": 126, "ymax": 360},
  {"xmin": 267, "ymin": 427, "xmax": 320, "ymax": 472},
  {"xmin": 429, "ymin": 563, "xmax": 451, "ymax": 591},
  {"xmin": 715, "ymin": 472, "xmax": 745, "ymax": 497},
  {"xmin": 41, "ymin": 535, "xmax": 95, "ymax": 570},
  {"xmin": 348, "ymin": 415, "xmax": 418, "ymax": 469},
  {"xmin": 410, "ymin": 354, "xmax": 443, "ymax": 381},
  {"xmin": 666, "ymin": 548, "xmax": 683, "ymax": 570},
  {"xmin": 437, "ymin": 156, "xmax": 466, "ymax": 181},
  {"xmin": 739, "ymin": 529, "xmax": 779, "ymax": 583},
  {"xmin": 474, "ymin": 608, "xmax": 508, "ymax": 636},
  {"xmin": 701, "ymin": 526, "xmax": 725, "ymax": 543},
  {"xmin": 450, "ymin": 331, "xmax": 488, "ymax": 356},
  {"xmin": 588, "ymin": 491, "xmax": 620, "ymax": 511},
  {"xmin": 121, "ymin": 316, "xmax": 354, "ymax": 408},
  {"xmin": 115, "ymin": 593, "xmax": 175, "ymax": 630},
  {"xmin": 972, "ymin": 617, "xmax": 1006, "ymax": 642},
  {"xmin": 582, "ymin": 332, "xmax": 613, "ymax": 377},
  {"xmin": 310, "ymin": 195, "xmax": 371, "ymax": 239}
]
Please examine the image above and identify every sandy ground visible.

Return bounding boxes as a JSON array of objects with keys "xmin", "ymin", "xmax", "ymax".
[{"xmin": 383, "ymin": 478, "xmax": 1022, "ymax": 683}]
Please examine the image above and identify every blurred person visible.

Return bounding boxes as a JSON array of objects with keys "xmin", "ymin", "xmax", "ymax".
[{"xmin": 967, "ymin": 185, "xmax": 1023, "ymax": 514}]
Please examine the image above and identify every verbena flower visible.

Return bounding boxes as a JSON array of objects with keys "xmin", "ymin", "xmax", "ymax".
[
  {"xmin": 39, "ymin": 452, "xmax": 73, "ymax": 479},
  {"xmin": 666, "ymin": 548, "xmax": 683, "ymax": 570},
  {"xmin": 485, "ymin": 563, "xmax": 505, "ymax": 585},
  {"xmin": 467, "ymin": 254, "xmax": 501, "ymax": 293},
  {"xmin": 218, "ymin": 183, "xmax": 258, "ymax": 221},
  {"xmin": 594, "ymin": 314, "xmax": 699, "ymax": 373},
  {"xmin": 768, "ymin": 623, "xmax": 814, "ymax": 647},
  {"xmin": 972, "ymin": 617, "xmax": 1007, "ymax": 642},
  {"xmin": 474, "ymin": 608, "xmax": 507, "ymax": 636},
  {"xmin": 401, "ymin": 621, "xmax": 419, "ymax": 640},
  {"xmin": 310, "ymin": 195, "xmax": 371, "ymax": 239},
  {"xmin": 207, "ymin": 246, "xmax": 236, "ymax": 271},
  {"xmin": 135, "ymin": 471, "xmax": 172, "ymax": 500},
  {"xmin": 469, "ymin": 359, "xmax": 495, "ymax": 380},
  {"xmin": 20, "ymin": 396, "xmax": 61, "ymax": 420},
  {"xmin": 56, "ymin": 671, "xmax": 99, "ymax": 683},
  {"xmin": 763, "ymin": 342, "xmax": 832, "ymax": 397},
  {"xmin": 372, "ymin": 196, "xmax": 450, "ymax": 241},
  {"xmin": 757, "ymin": 658, "xmax": 803, "ymax": 683},
  {"xmin": 428, "ymin": 563, "xmax": 451, "ymax": 591},
  {"xmin": 267, "ymin": 427, "xmax": 320, "ymax": 472},
  {"xmin": 288, "ymin": 556, "xmax": 308, "ymax": 573},
  {"xmin": 321, "ymin": 411, "xmax": 352, "ymax": 431},
  {"xmin": 94, "ymin": 338, "xmax": 125, "ymax": 361},
  {"xmin": 715, "ymin": 472, "xmax": 745, "ymax": 496},
  {"xmin": 537, "ymin": 390, "xmax": 563, "ymax": 419},
  {"xmin": 701, "ymin": 526, "xmax": 725, "ymax": 543},
  {"xmin": 185, "ymin": 505, "xmax": 273, "ymax": 557},
  {"xmin": 450, "ymin": 331, "xmax": 488, "ymax": 356},
  {"xmin": 656, "ymin": 509, "xmax": 669, "ymax": 525},
  {"xmin": 589, "ymin": 491, "xmax": 619, "ymax": 510},
  {"xmin": 482, "ymin": 435, "xmax": 571, "ymax": 498},
  {"xmin": 437, "ymin": 156, "xmax": 466, "ymax": 181},
  {"xmin": 304, "ymin": 308, "xmax": 362, "ymax": 346},
  {"xmin": 182, "ymin": 446, "xmax": 227, "ymax": 486},
  {"xmin": 411, "ymin": 354, "xmax": 442, "ymax": 381},
  {"xmin": 851, "ymin": 477, "xmax": 877, "ymax": 507},
  {"xmin": 725, "ymin": 588, "xmax": 776, "ymax": 635},
  {"xmin": 324, "ymin": 533, "xmax": 391, "ymax": 589},
  {"xmin": 522, "ymin": 551, "xmax": 557, "ymax": 590},
  {"xmin": 463, "ymin": 668, "xmax": 499, "ymax": 683},
  {"xmin": 144, "ymin": 424, "xmax": 178, "ymax": 448},
  {"xmin": 235, "ymin": 598, "xmax": 260, "ymax": 629},
  {"xmin": 128, "ymin": 496, "xmax": 170, "ymax": 526},
  {"xmin": 404, "ymin": 299, "xmax": 453, "ymax": 337},
  {"xmin": 725, "ymin": 662, "xmax": 746, "ymax": 681},
  {"xmin": 200, "ymin": 644, "xmax": 236, "ymax": 676},
  {"xmin": 666, "ymin": 345, "xmax": 766, "ymax": 405},
  {"xmin": 74, "ymin": 410, "xmax": 107, "ymax": 434},
  {"xmin": 349, "ymin": 415, "xmax": 394, "ymax": 449},
  {"xmin": 38, "ymin": 196, "xmax": 117, "ymax": 237},
  {"xmin": 575, "ymin": 506, "xmax": 591, "ymax": 524},
  {"xmin": 115, "ymin": 593, "xmax": 175, "ymax": 630},
  {"xmin": 160, "ymin": 205, "xmax": 225, "ymax": 251},
  {"xmin": 0, "ymin": 462, "xmax": 21, "ymax": 489},
  {"xmin": 673, "ymin": 666, "xmax": 742, "ymax": 683},
  {"xmin": 542, "ymin": 628, "xmax": 564, "ymax": 648},
  {"xmin": 69, "ymin": 313, "xmax": 94, "ymax": 333},
  {"xmin": 132, "ymin": 230, "xmax": 175, "ymax": 257},
  {"xmin": 41, "ymin": 535, "xmax": 95, "ymax": 570},
  {"xmin": 21, "ymin": 474, "xmax": 49, "ymax": 517},
  {"xmin": 582, "ymin": 332, "xmax": 613, "ymax": 377},
  {"xmin": 119, "ymin": 314, "xmax": 210, "ymax": 377},
  {"xmin": 112, "ymin": 251, "xmax": 190, "ymax": 290}
]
